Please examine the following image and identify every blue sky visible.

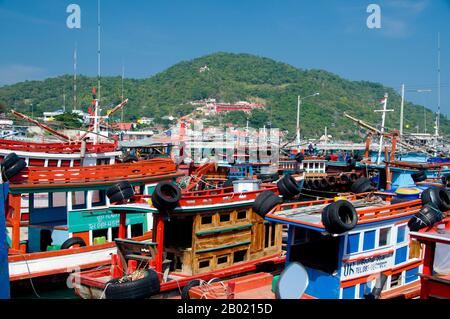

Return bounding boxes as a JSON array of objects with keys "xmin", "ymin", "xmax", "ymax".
[{"xmin": 0, "ymin": 0, "xmax": 449, "ymax": 116}]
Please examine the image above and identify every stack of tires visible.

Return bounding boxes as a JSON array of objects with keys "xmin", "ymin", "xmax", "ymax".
[
  {"xmin": 350, "ymin": 177, "xmax": 374, "ymax": 194},
  {"xmin": 106, "ymin": 181, "xmax": 135, "ymax": 204},
  {"xmin": 253, "ymin": 190, "xmax": 283, "ymax": 218},
  {"xmin": 1, "ymin": 153, "xmax": 27, "ymax": 182},
  {"xmin": 276, "ymin": 175, "xmax": 302, "ymax": 199},
  {"xmin": 408, "ymin": 187, "xmax": 449, "ymax": 231}
]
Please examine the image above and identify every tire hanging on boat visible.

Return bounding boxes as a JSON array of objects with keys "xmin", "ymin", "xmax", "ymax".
[
  {"xmin": 60, "ymin": 237, "xmax": 86, "ymax": 249},
  {"xmin": 2, "ymin": 158, "xmax": 27, "ymax": 182},
  {"xmin": 411, "ymin": 171, "xmax": 427, "ymax": 183},
  {"xmin": 321, "ymin": 200, "xmax": 358, "ymax": 234},
  {"xmin": 1, "ymin": 152, "xmax": 20, "ymax": 170},
  {"xmin": 181, "ymin": 279, "xmax": 204, "ymax": 300},
  {"xmin": 151, "ymin": 181, "xmax": 181, "ymax": 211},
  {"xmin": 276, "ymin": 174, "xmax": 301, "ymax": 199},
  {"xmin": 122, "ymin": 154, "xmax": 138, "ymax": 163},
  {"xmin": 407, "ymin": 204, "xmax": 444, "ymax": 231},
  {"xmin": 441, "ymin": 174, "xmax": 450, "ymax": 187},
  {"xmin": 252, "ymin": 190, "xmax": 282, "ymax": 217},
  {"xmin": 421, "ymin": 187, "xmax": 450, "ymax": 212},
  {"xmin": 106, "ymin": 181, "xmax": 134, "ymax": 204},
  {"xmin": 104, "ymin": 269, "xmax": 160, "ymax": 299},
  {"xmin": 350, "ymin": 177, "xmax": 373, "ymax": 194}
]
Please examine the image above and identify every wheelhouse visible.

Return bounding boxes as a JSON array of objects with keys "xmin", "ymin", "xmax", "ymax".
[{"xmin": 265, "ymin": 193, "xmax": 424, "ymax": 299}]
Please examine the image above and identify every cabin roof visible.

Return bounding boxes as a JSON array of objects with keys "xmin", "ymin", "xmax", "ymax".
[{"xmin": 265, "ymin": 194, "xmax": 422, "ymax": 233}]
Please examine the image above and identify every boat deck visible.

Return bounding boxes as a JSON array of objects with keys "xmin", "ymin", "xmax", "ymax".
[{"xmin": 266, "ymin": 192, "xmax": 423, "ymax": 231}]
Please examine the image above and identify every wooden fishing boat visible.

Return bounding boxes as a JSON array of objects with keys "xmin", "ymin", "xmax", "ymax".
[
  {"xmin": 70, "ymin": 176, "xmax": 304, "ymax": 299},
  {"xmin": 186, "ymin": 189, "xmax": 450, "ymax": 299},
  {"xmin": 5, "ymin": 158, "xmax": 182, "ymax": 284}
]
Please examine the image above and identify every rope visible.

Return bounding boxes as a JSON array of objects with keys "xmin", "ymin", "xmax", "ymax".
[{"xmin": 9, "ymin": 249, "xmax": 41, "ymax": 298}]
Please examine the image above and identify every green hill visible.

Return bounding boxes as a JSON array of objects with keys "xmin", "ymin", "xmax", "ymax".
[{"xmin": 0, "ymin": 52, "xmax": 448, "ymax": 140}]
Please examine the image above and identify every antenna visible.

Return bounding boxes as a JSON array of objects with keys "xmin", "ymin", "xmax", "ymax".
[
  {"xmin": 436, "ymin": 32, "xmax": 441, "ymax": 137},
  {"xmin": 73, "ymin": 43, "xmax": 77, "ymax": 111},
  {"xmin": 121, "ymin": 63, "xmax": 124, "ymax": 122}
]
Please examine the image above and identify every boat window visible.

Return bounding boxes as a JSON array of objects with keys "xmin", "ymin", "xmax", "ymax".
[
  {"xmin": 217, "ymin": 255, "xmax": 229, "ymax": 265},
  {"xmin": 270, "ymin": 223, "xmax": 276, "ymax": 246},
  {"xmin": 289, "ymin": 228, "xmax": 340, "ymax": 274},
  {"xmin": 237, "ymin": 210, "xmax": 247, "ymax": 220},
  {"xmin": 342, "ymin": 285, "xmax": 356, "ymax": 299},
  {"xmin": 396, "ymin": 225, "xmax": 406, "ymax": 243},
  {"xmin": 219, "ymin": 213, "xmax": 231, "ymax": 223},
  {"xmin": 409, "ymin": 239, "xmax": 421, "ymax": 259},
  {"xmin": 390, "ymin": 273, "xmax": 402, "ymax": 288},
  {"xmin": 92, "ymin": 228, "xmax": 108, "ymax": 244},
  {"xmin": 52, "ymin": 192, "xmax": 67, "ymax": 208},
  {"xmin": 363, "ymin": 230, "xmax": 376, "ymax": 251},
  {"xmin": 131, "ymin": 223, "xmax": 143, "ymax": 238},
  {"xmin": 378, "ymin": 227, "xmax": 391, "ymax": 247},
  {"xmin": 233, "ymin": 250, "xmax": 247, "ymax": 263},
  {"xmin": 165, "ymin": 215, "xmax": 193, "ymax": 249},
  {"xmin": 201, "ymin": 215, "xmax": 213, "ymax": 225},
  {"xmin": 33, "ymin": 193, "xmax": 49, "ymax": 208},
  {"xmin": 40, "ymin": 229, "xmax": 52, "ymax": 251},
  {"xmin": 199, "ymin": 259, "xmax": 210, "ymax": 269},
  {"xmin": 92, "ymin": 190, "xmax": 107, "ymax": 207},
  {"xmin": 264, "ymin": 223, "xmax": 270, "ymax": 248},
  {"xmin": 72, "ymin": 191, "xmax": 87, "ymax": 209},
  {"xmin": 346, "ymin": 233, "xmax": 360, "ymax": 254},
  {"xmin": 111, "ymin": 227, "xmax": 119, "ymax": 241}
]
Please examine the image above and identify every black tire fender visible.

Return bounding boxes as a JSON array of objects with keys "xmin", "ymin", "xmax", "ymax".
[
  {"xmin": 252, "ymin": 190, "xmax": 282, "ymax": 217},
  {"xmin": 181, "ymin": 279, "xmax": 203, "ymax": 300},
  {"xmin": 421, "ymin": 187, "xmax": 450, "ymax": 212},
  {"xmin": 408, "ymin": 204, "xmax": 444, "ymax": 231},
  {"xmin": 151, "ymin": 182, "xmax": 181, "ymax": 211},
  {"xmin": 1, "ymin": 152, "xmax": 20, "ymax": 170},
  {"xmin": 107, "ymin": 181, "xmax": 134, "ymax": 204},
  {"xmin": 321, "ymin": 200, "xmax": 358, "ymax": 234},
  {"xmin": 2, "ymin": 158, "xmax": 27, "ymax": 181},
  {"xmin": 350, "ymin": 177, "xmax": 373, "ymax": 194},
  {"xmin": 61, "ymin": 237, "xmax": 87, "ymax": 249},
  {"xmin": 411, "ymin": 171, "xmax": 426, "ymax": 183},
  {"xmin": 105, "ymin": 269, "xmax": 160, "ymax": 299}
]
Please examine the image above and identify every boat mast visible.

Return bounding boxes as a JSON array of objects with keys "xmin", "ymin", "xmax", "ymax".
[
  {"xmin": 94, "ymin": 0, "xmax": 101, "ymax": 144},
  {"xmin": 73, "ymin": 43, "xmax": 77, "ymax": 111},
  {"xmin": 296, "ymin": 95, "xmax": 301, "ymax": 147},
  {"xmin": 400, "ymin": 84, "xmax": 405, "ymax": 136},
  {"xmin": 375, "ymin": 93, "xmax": 393, "ymax": 164},
  {"xmin": 435, "ymin": 32, "xmax": 441, "ymax": 137},
  {"xmin": 121, "ymin": 63, "xmax": 124, "ymax": 122}
]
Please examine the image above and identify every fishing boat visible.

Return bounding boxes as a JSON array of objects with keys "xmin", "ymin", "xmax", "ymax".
[
  {"xmin": 5, "ymin": 158, "xmax": 181, "ymax": 285},
  {"xmin": 70, "ymin": 175, "xmax": 303, "ymax": 299},
  {"xmin": 185, "ymin": 185, "xmax": 449, "ymax": 299}
]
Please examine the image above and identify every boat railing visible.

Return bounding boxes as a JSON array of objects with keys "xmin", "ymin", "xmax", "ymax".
[
  {"xmin": 9, "ymin": 159, "xmax": 178, "ymax": 186},
  {"xmin": 268, "ymin": 192, "xmax": 422, "ymax": 223},
  {"xmin": 0, "ymin": 139, "xmax": 117, "ymax": 153}
]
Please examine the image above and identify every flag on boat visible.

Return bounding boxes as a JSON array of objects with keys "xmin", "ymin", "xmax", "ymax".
[{"xmin": 379, "ymin": 97, "xmax": 387, "ymax": 104}]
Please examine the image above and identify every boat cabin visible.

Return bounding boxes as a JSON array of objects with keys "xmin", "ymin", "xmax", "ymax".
[
  {"xmin": 265, "ymin": 193, "xmax": 424, "ymax": 299},
  {"xmin": 5, "ymin": 159, "xmax": 181, "ymax": 282}
]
